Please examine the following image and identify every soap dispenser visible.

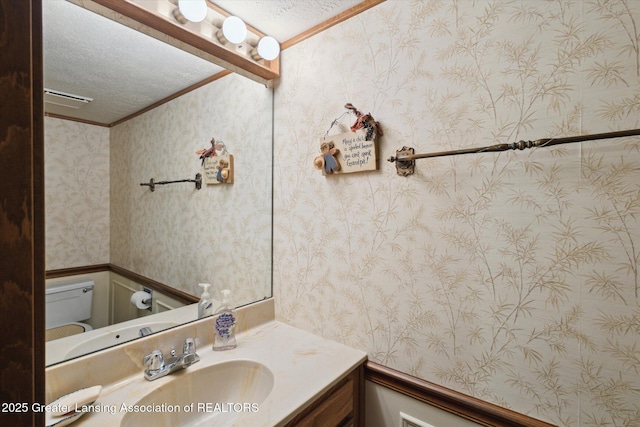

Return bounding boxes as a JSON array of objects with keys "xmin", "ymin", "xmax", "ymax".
[
  {"xmin": 213, "ymin": 289, "xmax": 237, "ymax": 351},
  {"xmin": 197, "ymin": 283, "xmax": 213, "ymax": 319}
]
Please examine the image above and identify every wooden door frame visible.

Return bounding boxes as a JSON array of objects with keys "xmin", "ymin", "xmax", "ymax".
[{"xmin": 0, "ymin": 1, "xmax": 45, "ymax": 425}]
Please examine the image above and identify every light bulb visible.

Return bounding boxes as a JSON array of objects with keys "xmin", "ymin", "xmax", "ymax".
[
  {"xmin": 178, "ymin": 0, "xmax": 208, "ymax": 23},
  {"xmin": 257, "ymin": 36, "xmax": 280, "ymax": 60},
  {"xmin": 222, "ymin": 16, "xmax": 247, "ymax": 44}
]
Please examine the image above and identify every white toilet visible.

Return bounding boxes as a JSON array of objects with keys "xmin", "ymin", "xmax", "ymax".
[{"xmin": 45, "ymin": 280, "xmax": 94, "ymax": 333}]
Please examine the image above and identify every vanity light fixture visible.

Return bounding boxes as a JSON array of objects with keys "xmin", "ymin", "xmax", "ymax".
[
  {"xmin": 102, "ymin": 0, "xmax": 280, "ymax": 83},
  {"xmin": 251, "ymin": 36, "xmax": 280, "ymax": 61},
  {"xmin": 216, "ymin": 16, "xmax": 247, "ymax": 45},
  {"xmin": 174, "ymin": 0, "xmax": 208, "ymax": 23},
  {"xmin": 168, "ymin": 1, "xmax": 278, "ymax": 59}
]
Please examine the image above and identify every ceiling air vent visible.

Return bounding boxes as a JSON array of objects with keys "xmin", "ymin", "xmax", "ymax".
[{"xmin": 44, "ymin": 88, "xmax": 93, "ymax": 109}]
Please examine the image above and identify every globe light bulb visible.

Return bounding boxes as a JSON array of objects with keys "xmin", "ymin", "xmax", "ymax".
[
  {"xmin": 257, "ymin": 36, "xmax": 280, "ymax": 60},
  {"xmin": 177, "ymin": 0, "xmax": 208, "ymax": 23},
  {"xmin": 222, "ymin": 16, "xmax": 247, "ymax": 44}
]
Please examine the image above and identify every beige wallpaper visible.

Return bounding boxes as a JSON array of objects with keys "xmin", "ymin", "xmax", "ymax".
[
  {"xmin": 273, "ymin": 1, "xmax": 640, "ymax": 425},
  {"xmin": 45, "ymin": 117, "xmax": 110, "ymax": 270},
  {"xmin": 110, "ymin": 73, "xmax": 273, "ymax": 305}
]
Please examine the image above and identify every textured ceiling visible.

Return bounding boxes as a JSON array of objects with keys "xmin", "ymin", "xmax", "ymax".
[
  {"xmin": 43, "ymin": 0, "xmax": 363, "ymax": 125},
  {"xmin": 213, "ymin": 0, "xmax": 362, "ymax": 41},
  {"xmin": 43, "ymin": 0, "xmax": 223, "ymax": 125}
]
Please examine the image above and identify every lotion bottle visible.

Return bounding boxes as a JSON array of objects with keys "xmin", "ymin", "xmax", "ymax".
[
  {"xmin": 197, "ymin": 283, "xmax": 213, "ymax": 319},
  {"xmin": 213, "ymin": 289, "xmax": 237, "ymax": 350}
]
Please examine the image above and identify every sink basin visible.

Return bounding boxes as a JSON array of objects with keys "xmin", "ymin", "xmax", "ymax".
[
  {"xmin": 120, "ymin": 359, "xmax": 274, "ymax": 427},
  {"xmin": 65, "ymin": 322, "xmax": 178, "ymax": 358}
]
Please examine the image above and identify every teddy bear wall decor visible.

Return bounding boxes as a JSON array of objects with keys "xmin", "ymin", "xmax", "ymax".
[
  {"xmin": 197, "ymin": 137, "xmax": 234, "ymax": 185},
  {"xmin": 314, "ymin": 103, "xmax": 382, "ymax": 176}
]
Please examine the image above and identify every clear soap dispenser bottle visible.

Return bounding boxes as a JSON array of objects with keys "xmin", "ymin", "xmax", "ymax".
[
  {"xmin": 213, "ymin": 289, "xmax": 237, "ymax": 351},
  {"xmin": 197, "ymin": 283, "xmax": 213, "ymax": 319}
]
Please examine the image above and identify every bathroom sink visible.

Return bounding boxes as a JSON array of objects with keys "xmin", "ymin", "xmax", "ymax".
[
  {"xmin": 65, "ymin": 322, "xmax": 178, "ymax": 358},
  {"xmin": 120, "ymin": 359, "xmax": 274, "ymax": 427}
]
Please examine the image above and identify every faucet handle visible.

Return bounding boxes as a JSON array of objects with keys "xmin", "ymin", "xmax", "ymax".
[
  {"xmin": 183, "ymin": 338, "xmax": 196, "ymax": 355},
  {"xmin": 182, "ymin": 338, "xmax": 200, "ymax": 366},
  {"xmin": 143, "ymin": 349, "xmax": 164, "ymax": 371},
  {"xmin": 139, "ymin": 327, "xmax": 153, "ymax": 337}
]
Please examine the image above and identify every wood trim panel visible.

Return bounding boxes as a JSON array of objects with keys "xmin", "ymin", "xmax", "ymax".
[
  {"xmin": 33, "ymin": 1, "xmax": 47, "ymax": 419},
  {"xmin": 365, "ymin": 361, "xmax": 557, "ymax": 427},
  {"xmin": 107, "ymin": 264, "xmax": 198, "ymax": 305},
  {"xmin": 45, "ymin": 264, "xmax": 198, "ymax": 305},
  {"xmin": 44, "ymin": 113, "xmax": 111, "ymax": 128},
  {"xmin": 45, "ymin": 264, "xmax": 111, "ymax": 279},
  {"xmin": 46, "ymin": 70, "xmax": 232, "ymax": 127},
  {"xmin": 0, "ymin": 1, "xmax": 45, "ymax": 425},
  {"xmin": 284, "ymin": 365, "xmax": 363, "ymax": 427},
  {"xmin": 355, "ymin": 363, "xmax": 365, "ymax": 427},
  {"xmin": 281, "ymin": 0, "xmax": 386, "ymax": 51},
  {"xmin": 109, "ymin": 70, "xmax": 232, "ymax": 127}
]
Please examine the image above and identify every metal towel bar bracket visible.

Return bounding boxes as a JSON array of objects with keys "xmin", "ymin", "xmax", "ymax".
[{"xmin": 140, "ymin": 173, "xmax": 202, "ymax": 191}]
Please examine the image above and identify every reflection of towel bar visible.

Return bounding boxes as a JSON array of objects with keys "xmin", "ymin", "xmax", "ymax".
[{"xmin": 140, "ymin": 173, "xmax": 202, "ymax": 192}]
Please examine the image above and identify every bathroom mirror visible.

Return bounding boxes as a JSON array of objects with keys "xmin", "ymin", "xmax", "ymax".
[{"xmin": 44, "ymin": 0, "xmax": 273, "ymax": 365}]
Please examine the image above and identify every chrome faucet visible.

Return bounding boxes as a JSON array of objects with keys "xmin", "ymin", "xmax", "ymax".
[{"xmin": 143, "ymin": 338, "xmax": 200, "ymax": 381}]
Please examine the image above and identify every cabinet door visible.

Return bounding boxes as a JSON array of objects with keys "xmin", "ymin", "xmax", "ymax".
[{"xmin": 285, "ymin": 364, "xmax": 363, "ymax": 427}]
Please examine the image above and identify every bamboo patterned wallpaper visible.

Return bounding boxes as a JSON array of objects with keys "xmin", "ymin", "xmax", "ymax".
[
  {"xmin": 273, "ymin": 1, "xmax": 640, "ymax": 425},
  {"xmin": 110, "ymin": 72, "xmax": 273, "ymax": 305},
  {"xmin": 45, "ymin": 117, "xmax": 110, "ymax": 270},
  {"xmin": 45, "ymin": 73, "xmax": 273, "ymax": 307}
]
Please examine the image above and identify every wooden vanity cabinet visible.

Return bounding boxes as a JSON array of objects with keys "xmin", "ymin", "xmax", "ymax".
[{"xmin": 284, "ymin": 363, "xmax": 364, "ymax": 427}]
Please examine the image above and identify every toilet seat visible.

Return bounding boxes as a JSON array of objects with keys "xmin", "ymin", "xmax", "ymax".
[{"xmin": 45, "ymin": 322, "xmax": 92, "ymax": 342}]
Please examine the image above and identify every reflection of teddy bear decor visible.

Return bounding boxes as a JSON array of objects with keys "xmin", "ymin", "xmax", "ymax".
[
  {"xmin": 197, "ymin": 137, "xmax": 234, "ymax": 185},
  {"xmin": 314, "ymin": 103, "xmax": 381, "ymax": 176},
  {"xmin": 216, "ymin": 158, "xmax": 231, "ymax": 183}
]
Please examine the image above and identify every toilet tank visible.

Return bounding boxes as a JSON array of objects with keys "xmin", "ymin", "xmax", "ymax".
[{"xmin": 45, "ymin": 280, "xmax": 94, "ymax": 329}]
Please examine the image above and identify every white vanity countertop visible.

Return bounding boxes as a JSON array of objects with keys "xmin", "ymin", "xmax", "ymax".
[{"xmin": 47, "ymin": 317, "xmax": 366, "ymax": 427}]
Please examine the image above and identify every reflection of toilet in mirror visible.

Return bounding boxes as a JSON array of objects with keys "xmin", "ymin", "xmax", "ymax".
[{"xmin": 45, "ymin": 280, "xmax": 94, "ymax": 341}]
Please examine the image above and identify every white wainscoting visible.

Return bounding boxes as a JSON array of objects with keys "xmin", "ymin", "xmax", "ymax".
[
  {"xmin": 365, "ymin": 381, "xmax": 481, "ymax": 427},
  {"xmin": 109, "ymin": 271, "xmax": 185, "ymax": 324}
]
